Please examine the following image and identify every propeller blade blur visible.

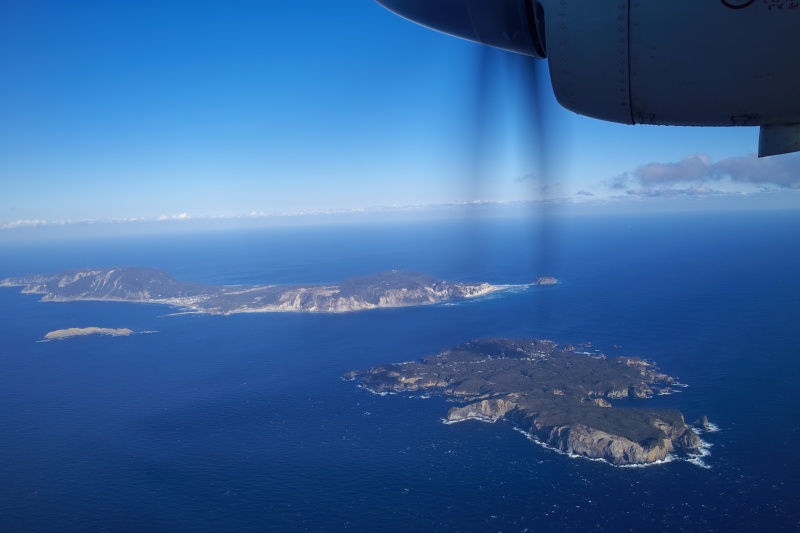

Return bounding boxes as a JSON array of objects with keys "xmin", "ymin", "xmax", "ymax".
[{"xmin": 461, "ymin": 41, "xmax": 562, "ymax": 324}]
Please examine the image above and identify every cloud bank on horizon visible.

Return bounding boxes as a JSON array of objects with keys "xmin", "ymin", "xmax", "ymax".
[
  {"xmin": 604, "ymin": 153, "xmax": 800, "ymax": 197},
  {"xmin": 4, "ymin": 149, "xmax": 800, "ymax": 231}
]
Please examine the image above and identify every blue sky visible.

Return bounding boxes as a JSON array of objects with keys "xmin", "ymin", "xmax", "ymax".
[{"xmin": 2, "ymin": 0, "xmax": 798, "ymax": 230}]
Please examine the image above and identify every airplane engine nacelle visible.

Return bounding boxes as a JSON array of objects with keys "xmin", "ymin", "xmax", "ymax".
[
  {"xmin": 376, "ymin": 0, "xmax": 800, "ymax": 156},
  {"xmin": 543, "ymin": 0, "xmax": 800, "ymax": 129}
]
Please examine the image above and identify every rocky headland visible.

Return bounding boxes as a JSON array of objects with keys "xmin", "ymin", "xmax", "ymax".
[
  {"xmin": 345, "ymin": 338, "xmax": 707, "ymax": 466},
  {"xmin": 1, "ymin": 267, "xmax": 508, "ymax": 315}
]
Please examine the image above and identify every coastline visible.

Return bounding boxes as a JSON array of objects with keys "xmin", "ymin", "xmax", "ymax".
[
  {"xmin": 348, "ymin": 338, "xmax": 710, "ymax": 467},
  {"xmin": 0, "ymin": 269, "xmax": 516, "ymax": 316}
]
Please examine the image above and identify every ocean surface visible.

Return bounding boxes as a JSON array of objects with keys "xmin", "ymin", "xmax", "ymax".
[{"xmin": 1, "ymin": 210, "xmax": 798, "ymax": 532}]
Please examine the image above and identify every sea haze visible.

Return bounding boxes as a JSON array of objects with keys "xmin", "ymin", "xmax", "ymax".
[{"xmin": 1, "ymin": 210, "xmax": 798, "ymax": 531}]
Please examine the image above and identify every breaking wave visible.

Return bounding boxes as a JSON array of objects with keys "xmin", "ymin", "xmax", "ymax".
[
  {"xmin": 442, "ymin": 283, "xmax": 534, "ymax": 306},
  {"xmin": 356, "ymin": 384, "xmax": 396, "ymax": 396}
]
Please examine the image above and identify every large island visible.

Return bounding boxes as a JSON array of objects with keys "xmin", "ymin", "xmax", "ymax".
[
  {"xmin": 345, "ymin": 338, "xmax": 706, "ymax": 466},
  {"xmin": 1, "ymin": 267, "xmax": 507, "ymax": 314}
]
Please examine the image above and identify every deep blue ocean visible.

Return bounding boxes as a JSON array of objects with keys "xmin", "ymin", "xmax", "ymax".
[{"xmin": 1, "ymin": 210, "xmax": 799, "ymax": 532}]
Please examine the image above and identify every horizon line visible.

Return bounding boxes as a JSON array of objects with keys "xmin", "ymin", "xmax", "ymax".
[{"xmin": 3, "ymin": 190, "xmax": 797, "ymax": 231}]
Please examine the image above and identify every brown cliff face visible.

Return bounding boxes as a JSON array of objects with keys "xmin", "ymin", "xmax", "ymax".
[
  {"xmin": 543, "ymin": 424, "xmax": 674, "ymax": 465},
  {"xmin": 446, "ymin": 399, "xmax": 519, "ymax": 423},
  {"xmin": 349, "ymin": 338, "xmax": 705, "ymax": 466}
]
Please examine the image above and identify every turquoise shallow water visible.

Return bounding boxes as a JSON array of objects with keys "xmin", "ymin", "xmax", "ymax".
[{"xmin": 1, "ymin": 211, "xmax": 799, "ymax": 531}]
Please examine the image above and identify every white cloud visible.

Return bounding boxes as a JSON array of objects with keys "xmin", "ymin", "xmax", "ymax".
[
  {"xmin": 158, "ymin": 213, "xmax": 191, "ymax": 221},
  {"xmin": 626, "ymin": 186, "xmax": 723, "ymax": 197},
  {"xmin": 608, "ymin": 153, "xmax": 800, "ymax": 193}
]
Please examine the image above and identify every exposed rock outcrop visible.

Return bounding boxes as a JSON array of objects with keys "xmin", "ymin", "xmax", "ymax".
[
  {"xmin": 446, "ymin": 399, "xmax": 518, "ymax": 423},
  {"xmin": 693, "ymin": 415, "xmax": 712, "ymax": 432},
  {"xmin": 542, "ymin": 424, "xmax": 673, "ymax": 465}
]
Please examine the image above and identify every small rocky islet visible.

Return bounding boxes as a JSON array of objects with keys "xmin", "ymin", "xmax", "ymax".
[
  {"xmin": 43, "ymin": 327, "xmax": 134, "ymax": 340},
  {"xmin": 345, "ymin": 338, "xmax": 709, "ymax": 466}
]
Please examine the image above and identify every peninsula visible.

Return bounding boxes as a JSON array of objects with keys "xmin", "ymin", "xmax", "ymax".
[
  {"xmin": 345, "ymin": 338, "xmax": 706, "ymax": 466},
  {"xmin": 1, "ymin": 267, "xmax": 510, "ymax": 315}
]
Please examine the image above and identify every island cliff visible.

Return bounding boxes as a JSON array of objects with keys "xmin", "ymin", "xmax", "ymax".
[
  {"xmin": 345, "ymin": 338, "xmax": 706, "ymax": 466},
  {"xmin": 1, "ymin": 267, "xmax": 503, "ymax": 314}
]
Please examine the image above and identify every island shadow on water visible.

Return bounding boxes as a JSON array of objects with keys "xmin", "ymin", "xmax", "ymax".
[{"xmin": 346, "ymin": 338, "xmax": 713, "ymax": 467}]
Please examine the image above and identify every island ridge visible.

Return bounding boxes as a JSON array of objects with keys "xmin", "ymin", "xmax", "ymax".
[{"xmin": 0, "ymin": 267, "xmax": 543, "ymax": 314}]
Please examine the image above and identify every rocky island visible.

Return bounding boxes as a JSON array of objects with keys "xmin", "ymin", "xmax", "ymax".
[
  {"xmin": 43, "ymin": 327, "xmax": 134, "ymax": 340},
  {"xmin": 345, "ymin": 338, "xmax": 706, "ymax": 466},
  {"xmin": 1, "ymin": 267, "xmax": 510, "ymax": 315}
]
